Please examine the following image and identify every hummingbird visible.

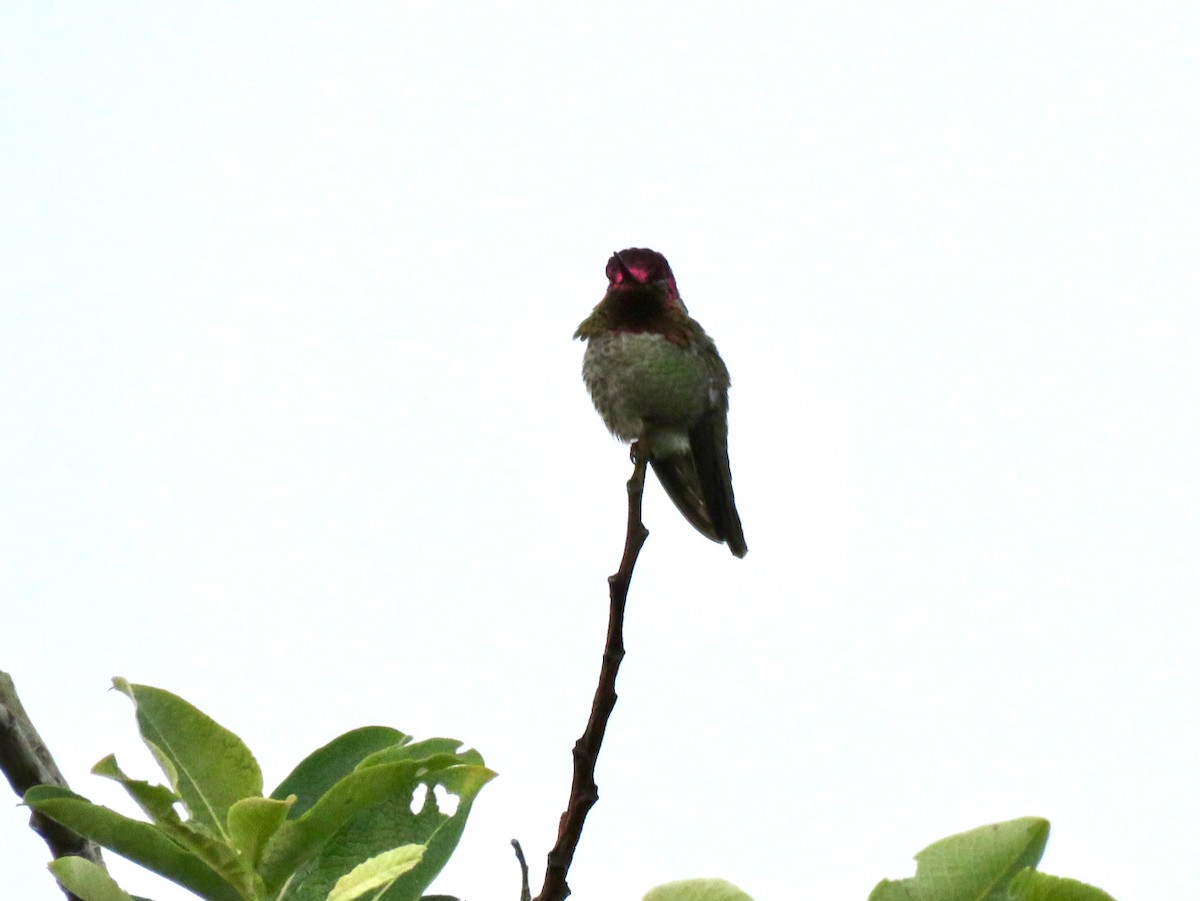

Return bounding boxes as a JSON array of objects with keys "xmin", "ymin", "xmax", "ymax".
[{"xmin": 575, "ymin": 248, "xmax": 747, "ymax": 557}]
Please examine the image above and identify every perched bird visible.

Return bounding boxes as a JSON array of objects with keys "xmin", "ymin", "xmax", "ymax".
[{"xmin": 575, "ymin": 248, "xmax": 747, "ymax": 557}]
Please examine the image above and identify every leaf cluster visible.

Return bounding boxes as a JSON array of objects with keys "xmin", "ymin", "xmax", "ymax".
[
  {"xmin": 24, "ymin": 678, "xmax": 495, "ymax": 901},
  {"xmin": 639, "ymin": 817, "xmax": 1117, "ymax": 901}
]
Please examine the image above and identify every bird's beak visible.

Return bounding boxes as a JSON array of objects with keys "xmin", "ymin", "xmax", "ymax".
[{"xmin": 611, "ymin": 251, "xmax": 638, "ymax": 283}]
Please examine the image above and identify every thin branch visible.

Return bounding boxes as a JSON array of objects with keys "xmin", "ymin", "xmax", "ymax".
[
  {"xmin": 0, "ymin": 671, "xmax": 105, "ymax": 901},
  {"xmin": 511, "ymin": 838, "xmax": 532, "ymax": 901},
  {"xmin": 534, "ymin": 444, "xmax": 650, "ymax": 901}
]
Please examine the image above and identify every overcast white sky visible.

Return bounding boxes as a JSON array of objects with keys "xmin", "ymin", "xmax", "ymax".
[{"xmin": 2, "ymin": 4, "xmax": 1197, "ymax": 900}]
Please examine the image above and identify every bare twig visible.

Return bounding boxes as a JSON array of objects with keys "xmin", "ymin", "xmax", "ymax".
[
  {"xmin": 511, "ymin": 838, "xmax": 532, "ymax": 901},
  {"xmin": 0, "ymin": 671, "xmax": 105, "ymax": 901},
  {"xmin": 534, "ymin": 445, "xmax": 650, "ymax": 901}
]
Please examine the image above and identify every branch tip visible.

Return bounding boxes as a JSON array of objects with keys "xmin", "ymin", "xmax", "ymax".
[{"xmin": 533, "ymin": 451, "xmax": 649, "ymax": 901}]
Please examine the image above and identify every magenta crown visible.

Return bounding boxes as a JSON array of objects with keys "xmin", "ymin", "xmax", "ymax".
[{"xmin": 605, "ymin": 248, "xmax": 679, "ymax": 298}]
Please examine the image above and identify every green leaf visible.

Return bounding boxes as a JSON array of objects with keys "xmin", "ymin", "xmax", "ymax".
[
  {"xmin": 869, "ymin": 817, "xmax": 1050, "ymax": 901},
  {"xmin": 327, "ymin": 845, "xmax": 425, "ymax": 901},
  {"xmin": 49, "ymin": 857, "xmax": 135, "ymax": 901},
  {"xmin": 260, "ymin": 760, "xmax": 429, "ymax": 891},
  {"xmin": 113, "ymin": 678, "xmax": 262, "ymax": 837},
  {"xmin": 90, "ymin": 752, "xmax": 258, "ymax": 898},
  {"xmin": 262, "ymin": 761, "xmax": 494, "ymax": 901},
  {"xmin": 1008, "ymin": 868, "xmax": 1117, "ymax": 901},
  {"xmin": 271, "ymin": 727, "xmax": 410, "ymax": 817},
  {"xmin": 25, "ymin": 785, "xmax": 242, "ymax": 901},
  {"xmin": 227, "ymin": 795, "xmax": 294, "ymax": 870},
  {"xmin": 642, "ymin": 877, "xmax": 756, "ymax": 901},
  {"xmin": 92, "ymin": 754, "xmax": 182, "ymax": 822},
  {"xmin": 360, "ymin": 739, "xmax": 483, "ymax": 768},
  {"xmin": 400, "ymin": 765, "xmax": 494, "ymax": 900}
]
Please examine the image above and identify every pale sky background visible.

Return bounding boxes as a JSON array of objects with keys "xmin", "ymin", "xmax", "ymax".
[{"xmin": 2, "ymin": 4, "xmax": 1198, "ymax": 900}]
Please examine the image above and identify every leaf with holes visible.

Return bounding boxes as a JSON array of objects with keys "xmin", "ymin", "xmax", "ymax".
[
  {"xmin": 26, "ymin": 682, "xmax": 494, "ymax": 901},
  {"xmin": 263, "ymin": 759, "xmax": 494, "ymax": 901}
]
